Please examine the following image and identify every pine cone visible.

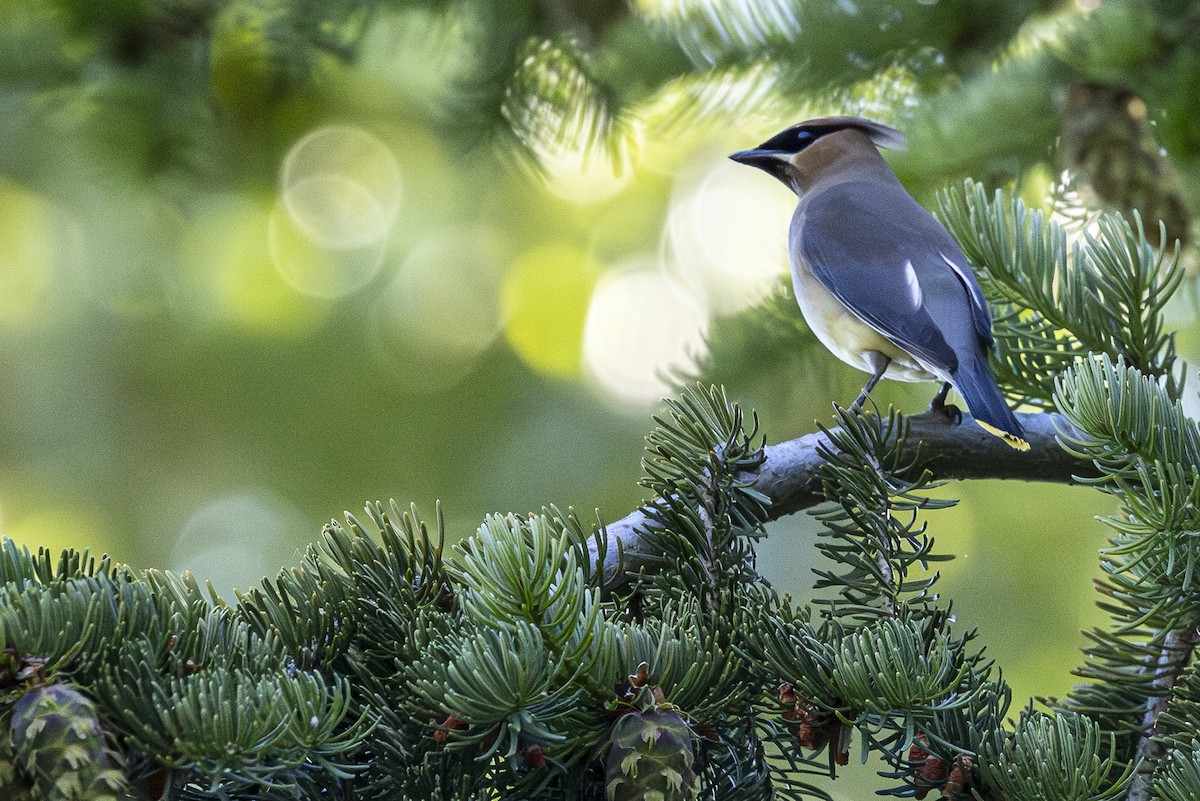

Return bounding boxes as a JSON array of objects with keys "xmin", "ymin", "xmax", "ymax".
[
  {"xmin": 908, "ymin": 735, "xmax": 947, "ymax": 799},
  {"xmin": 1061, "ymin": 82, "xmax": 1191, "ymax": 247},
  {"xmin": 0, "ymin": 717, "xmax": 34, "ymax": 801},
  {"xmin": 605, "ymin": 707, "xmax": 699, "ymax": 801},
  {"xmin": 9, "ymin": 683, "xmax": 128, "ymax": 801}
]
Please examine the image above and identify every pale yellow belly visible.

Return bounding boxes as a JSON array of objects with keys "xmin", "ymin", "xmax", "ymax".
[{"xmin": 792, "ymin": 263, "xmax": 939, "ymax": 383}]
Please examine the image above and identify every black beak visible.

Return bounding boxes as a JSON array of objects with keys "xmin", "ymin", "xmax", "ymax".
[
  {"xmin": 729, "ymin": 148, "xmax": 788, "ymax": 169},
  {"xmin": 729, "ymin": 148, "xmax": 793, "ymax": 186},
  {"xmin": 729, "ymin": 148, "xmax": 762, "ymax": 165}
]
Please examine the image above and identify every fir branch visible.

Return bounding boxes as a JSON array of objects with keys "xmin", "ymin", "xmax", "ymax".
[
  {"xmin": 936, "ymin": 182, "xmax": 1183, "ymax": 406},
  {"xmin": 1127, "ymin": 627, "xmax": 1200, "ymax": 801},
  {"xmin": 592, "ymin": 409, "xmax": 1096, "ymax": 585},
  {"xmin": 979, "ymin": 708, "xmax": 1135, "ymax": 801},
  {"xmin": 628, "ymin": 384, "xmax": 770, "ymax": 607},
  {"xmin": 809, "ymin": 407, "xmax": 955, "ymax": 626},
  {"xmin": 1053, "ymin": 355, "xmax": 1200, "ymax": 795},
  {"xmin": 0, "ymin": 540, "xmax": 118, "ymax": 585},
  {"xmin": 1152, "ymin": 741, "xmax": 1200, "ymax": 801},
  {"xmin": 501, "ymin": 35, "xmax": 626, "ymax": 168},
  {"xmin": 452, "ymin": 510, "xmax": 606, "ymax": 683},
  {"xmin": 650, "ymin": 0, "xmax": 1050, "ymax": 88}
]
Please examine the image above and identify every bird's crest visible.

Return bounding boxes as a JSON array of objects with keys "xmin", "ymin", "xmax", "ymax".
[{"xmin": 756, "ymin": 116, "xmax": 906, "ymax": 155}]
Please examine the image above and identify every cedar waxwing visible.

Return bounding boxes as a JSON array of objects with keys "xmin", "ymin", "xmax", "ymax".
[{"xmin": 730, "ymin": 116, "xmax": 1028, "ymax": 450}]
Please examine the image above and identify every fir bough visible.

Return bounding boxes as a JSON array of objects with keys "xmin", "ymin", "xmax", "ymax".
[
  {"xmin": 936, "ymin": 179, "xmax": 1183, "ymax": 406},
  {"xmin": 4, "ymin": 190, "xmax": 1200, "ymax": 798}
]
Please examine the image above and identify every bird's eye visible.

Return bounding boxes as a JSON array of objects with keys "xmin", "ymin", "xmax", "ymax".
[{"xmin": 795, "ymin": 131, "xmax": 814, "ymax": 144}]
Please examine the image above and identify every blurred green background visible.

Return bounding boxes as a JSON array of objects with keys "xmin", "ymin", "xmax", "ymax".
[{"xmin": 3, "ymin": 0, "xmax": 1200, "ymax": 793}]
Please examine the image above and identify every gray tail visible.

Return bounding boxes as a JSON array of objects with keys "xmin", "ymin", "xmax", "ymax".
[{"xmin": 951, "ymin": 356, "xmax": 1028, "ymax": 451}]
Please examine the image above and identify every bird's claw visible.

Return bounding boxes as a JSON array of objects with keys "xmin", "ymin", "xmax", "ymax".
[
  {"xmin": 934, "ymin": 402, "xmax": 963, "ymax": 425},
  {"xmin": 927, "ymin": 382, "xmax": 952, "ymax": 414}
]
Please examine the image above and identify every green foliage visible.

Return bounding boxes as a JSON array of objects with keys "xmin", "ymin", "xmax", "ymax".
[
  {"xmin": 100, "ymin": 652, "xmax": 366, "ymax": 791},
  {"xmin": 656, "ymin": 0, "xmax": 1049, "ymax": 87},
  {"xmin": 24, "ymin": 0, "xmax": 1195, "ymax": 200},
  {"xmin": 1157, "ymin": 662, "xmax": 1200, "ymax": 780},
  {"xmin": 6, "ymin": 0, "xmax": 1200, "ymax": 796},
  {"xmin": 810, "ymin": 407, "xmax": 955, "ymax": 625},
  {"xmin": 1055, "ymin": 354, "xmax": 1198, "ymax": 474},
  {"xmin": 978, "ymin": 708, "xmax": 1134, "ymax": 801},
  {"xmin": 3, "ymin": 343, "xmax": 1200, "ymax": 799},
  {"xmin": 362, "ymin": 385, "xmax": 800, "ymax": 799},
  {"xmin": 748, "ymin": 409, "xmax": 1006, "ymax": 789},
  {"xmin": 636, "ymin": 384, "xmax": 769, "ymax": 597},
  {"xmin": 0, "ymin": 538, "xmax": 369, "ymax": 797},
  {"xmin": 684, "ymin": 172, "xmax": 1200, "ymax": 798},
  {"xmin": 454, "ymin": 512, "xmax": 600, "ymax": 664},
  {"xmin": 9, "ymin": 179, "xmax": 1200, "ymax": 795},
  {"xmin": 1153, "ymin": 741, "xmax": 1200, "ymax": 801},
  {"xmin": 937, "ymin": 180, "xmax": 1183, "ymax": 406},
  {"xmin": 0, "ymin": 384, "xmax": 797, "ymax": 799},
  {"xmin": 1049, "ymin": 356, "xmax": 1200, "ymax": 762}
]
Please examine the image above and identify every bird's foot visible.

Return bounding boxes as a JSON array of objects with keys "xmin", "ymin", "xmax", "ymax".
[
  {"xmin": 928, "ymin": 382, "xmax": 962, "ymax": 423},
  {"xmin": 932, "ymin": 401, "xmax": 963, "ymax": 425},
  {"xmin": 928, "ymin": 382, "xmax": 952, "ymax": 413}
]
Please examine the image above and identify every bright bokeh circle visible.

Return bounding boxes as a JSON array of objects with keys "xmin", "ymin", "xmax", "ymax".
[
  {"xmin": 368, "ymin": 226, "xmax": 510, "ymax": 392},
  {"xmin": 663, "ymin": 156, "xmax": 789, "ymax": 312},
  {"xmin": 583, "ymin": 261, "xmax": 709, "ymax": 406},
  {"xmin": 502, "ymin": 244, "xmax": 603, "ymax": 379},
  {"xmin": 279, "ymin": 125, "xmax": 402, "ymax": 248}
]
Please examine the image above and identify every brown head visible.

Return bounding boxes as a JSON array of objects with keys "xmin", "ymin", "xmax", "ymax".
[{"xmin": 729, "ymin": 116, "xmax": 905, "ymax": 194}]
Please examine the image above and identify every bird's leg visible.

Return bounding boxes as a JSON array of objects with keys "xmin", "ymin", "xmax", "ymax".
[
  {"xmin": 852, "ymin": 352, "xmax": 890, "ymax": 410},
  {"xmin": 928, "ymin": 381, "xmax": 962, "ymax": 424},
  {"xmin": 929, "ymin": 381, "xmax": 951, "ymax": 411}
]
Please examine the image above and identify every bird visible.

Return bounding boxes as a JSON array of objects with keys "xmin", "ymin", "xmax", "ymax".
[{"xmin": 729, "ymin": 116, "xmax": 1028, "ymax": 450}]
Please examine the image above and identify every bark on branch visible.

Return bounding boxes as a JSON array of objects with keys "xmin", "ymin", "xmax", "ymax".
[
  {"xmin": 1127, "ymin": 623, "xmax": 1200, "ymax": 801},
  {"xmin": 593, "ymin": 410, "xmax": 1100, "ymax": 583}
]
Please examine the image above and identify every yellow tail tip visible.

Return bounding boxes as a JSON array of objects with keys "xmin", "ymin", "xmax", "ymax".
[{"xmin": 976, "ymin": 420, "xmax": 1031, "ymax": 451}]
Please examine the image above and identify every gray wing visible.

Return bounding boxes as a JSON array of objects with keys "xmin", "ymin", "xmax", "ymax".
[{"xmin": 799, "ymin": 180, "xmax": 992, "ymax": 371}]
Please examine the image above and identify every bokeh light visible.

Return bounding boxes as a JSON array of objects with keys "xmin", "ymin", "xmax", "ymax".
[
  {"xmin": 271, "ymin": 125, "xmax": 402, "ymax": 298},
  {"xmin": 179, "ymin": 193, "xmax": 327, "ymax": 333},
  {"xmin": 0, "ymin": 179, "xmax": 54, "ymax": 324},
  {"xmin": 369, "ymin": 226, "xmax": 510, "ymax": 391},
  {"xmin": 1, "ymin": 505, "xmax": 108, "ymax": 564},
  {"xmin": 169, "ymin": 491, "xmax": 308, "ymax": 600},
  {"xmin": 583, "ymin": 260, "xmax": 709, "ymax": 405},
  {"xmin": 662, "ymin": 155, "xmax": 790, "ymax": 312},
  {"xmin": 282, "ymin": 173, "xmax": 393, "ymax": 250},
  {"xmin": 279, "ymin": 125, "xmax": 402, "ymax": 247},
  {"xmin": 503, "ymin": 244, "xmax": 604, "ymax": 379},
  {"xmin": 268, "ymin": 199, "xmax": 389, "ymax": 299},
  {"xmin": 539, "ymin": 137, "xmax": 636, "ymax": 205}
]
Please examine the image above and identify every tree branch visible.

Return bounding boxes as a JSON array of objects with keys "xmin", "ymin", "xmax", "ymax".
[
  {"xmin": 593, "ymin": 410, "xmax": 1100, "ymax": 583},
  {"xmin": 1127, "ymin": 623, "xmax": 1200, "ymax": 801}
]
